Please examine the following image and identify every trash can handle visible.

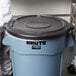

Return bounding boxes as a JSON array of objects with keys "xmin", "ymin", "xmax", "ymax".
[{"xmin": 65, "ymin": 29, "xmax": 74, "ymax": 47}]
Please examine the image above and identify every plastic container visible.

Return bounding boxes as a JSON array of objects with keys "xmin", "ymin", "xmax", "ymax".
[{"xmin": 3, "ymin": 15, "xmax": 74, "ymax": 76}]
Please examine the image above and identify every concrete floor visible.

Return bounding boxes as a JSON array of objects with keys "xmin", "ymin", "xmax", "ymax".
[
  {"xmin": 0, "ymin": 47, "xmax": 76, "ymax": 76},
  {"xmin": 62, "ymin": 47, "xmax": 76, "ymax": 76}
]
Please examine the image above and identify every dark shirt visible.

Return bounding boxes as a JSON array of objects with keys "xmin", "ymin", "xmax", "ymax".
[{"xmin": 0, "ymin": 27, "xmax": 5, "ymax": 48}]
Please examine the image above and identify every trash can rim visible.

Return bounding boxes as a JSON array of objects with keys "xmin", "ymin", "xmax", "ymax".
[{"xmin": 6, "ymin": 15, "xmax": 73, "ymax": 40}]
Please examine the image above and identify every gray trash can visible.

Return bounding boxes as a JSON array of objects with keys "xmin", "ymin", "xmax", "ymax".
[{"xmin": 3, "ymin": 15, "xmax": 74, "ymax": 76}]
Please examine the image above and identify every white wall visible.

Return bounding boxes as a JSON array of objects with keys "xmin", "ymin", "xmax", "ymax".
[{"xmin": 11, "ymin": 0, "xmax": 71, "ymax": 22}]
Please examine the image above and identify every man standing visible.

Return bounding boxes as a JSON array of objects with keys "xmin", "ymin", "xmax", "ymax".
[{"xmin": 0, "ymin": 0, "xmax": 13, "ymax": 76}]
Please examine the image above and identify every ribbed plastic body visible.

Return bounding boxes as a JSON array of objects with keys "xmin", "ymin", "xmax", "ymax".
[{"xmin": 3, "ymin": 32, "xmax": 74, "ymax": 76}]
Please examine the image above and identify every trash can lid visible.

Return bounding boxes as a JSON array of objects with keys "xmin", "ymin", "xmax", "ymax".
[{"xmin": 6, "ymin": 15, "xmax": 73, "ymax": 40}]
